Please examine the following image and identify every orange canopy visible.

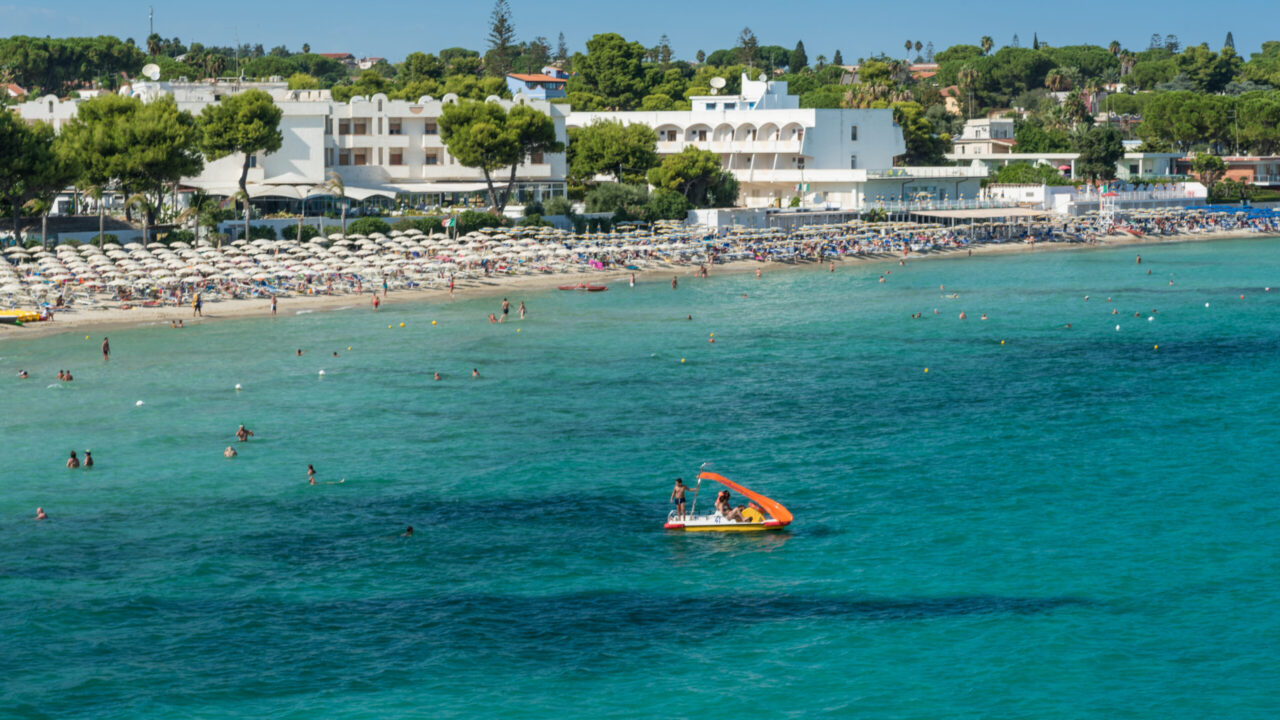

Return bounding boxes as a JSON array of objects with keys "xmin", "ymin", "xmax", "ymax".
[{"xmin": 699, "ymin": 471, "xmax": 793, "ymax": 524}]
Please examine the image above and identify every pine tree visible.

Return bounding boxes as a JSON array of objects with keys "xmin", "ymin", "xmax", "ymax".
[
  {"xmin": 738, "ymin": 27, "xmax": 758, "ymax": 68},
  {"xmin": 832, "ymin": 49, "xmax": 843, "ymax": 66},
  {"xmin": 696, "ymin": 49, "xmax": 706, "ymax": 64},
  {"xmin": 556, "ymin": 32, "xmax": 568, "ymax": 62},
  {"xmin": 1032, "ymin": 33, "xmax": 1039, "ymax": 50},
  {"xmin": 1011, "ymin": 34, "xmax": 1020, "ymax": 49},
  {"xmin": 486, "ymin": 0, "xmax": 517, "ymax": 75},
  {"xmin": 1149, "ymin": 33, "xmax": 1162, "ymax": 50},
  {"xmin": 925, "ymin": 41, "xmax": 934, "ymax": 62},
  {"xmin": 658, "ymin": 34, "xmax": 672, "ymax": 66},
  {"xmin": 790, "ymin": 41, "xmax": 807, "ymax": 72},
  {"xmin": 1224, "ymin": 31, "xmax": 1235, "ymax": 50}
]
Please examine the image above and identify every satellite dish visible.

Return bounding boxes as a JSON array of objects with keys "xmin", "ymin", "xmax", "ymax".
[
  {"xmin": 709, "ymin": 77, "xmax": 726, "ymax": 89},
  {"xmin": 757, "ymin": 73, "xmax": 767, "ymax": 82},
  {"xmin": 142, "ymin": 63, "xmax": 161, "ymax": 81}
]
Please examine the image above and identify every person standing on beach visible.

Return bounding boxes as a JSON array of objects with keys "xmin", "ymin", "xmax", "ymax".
[
  {"xmin": 101, "ymin": 337, "xmax": 110, "ymax": 361},
  {"xmin": 193, "ymin": 292, "xmax": 203, "ymax": 317},
  {"xmin": 271, "ymin": 296, "xmax": 277, "ymax": 316},
  {"xmin": 630, "ymin": 273, "xmax": 635, "ymax": 287},
  {"xmin": 66, "ymin": 451, "xmax": 80, "ymax": 469},
  {"xmin": 383, "ymin": 277, "xmax": 389, "ymax": 297},
  {"xmin": 449, "ymin": 275, "xmax": 455, "ymax": 299}
]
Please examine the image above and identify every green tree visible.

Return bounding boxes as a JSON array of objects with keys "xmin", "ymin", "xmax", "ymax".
[
  {"xmin": 323, "ymin": 171, "xmax": 348, "ymax": 235},
  {"xmin": 57, "ymin": 94, "xmax": 135, "ymax": 244},
  {"xmin": 643, "ymin": 188, "xmax": 692, "ymax": 221},
  {"xmin": 286, "ymin": 72, "xmax": 321, "ymax": 90},
  {"xmin": 584, "ymin": 182, "xmax": 648, "ymax": 214},
  {"xmin": 198, "ymin": 89, "xmax": 283, "ymax": 240},
  {"xmin": 486, "ymin": 0, "xmax": 517, "ymax": 76},
  {"xmin": 567, "ymin": 119, "xmax": 659, "ymax": 184},
  {"xmin": 1015, "ymin": 119, "xmax": 1074, "ymax": 152},
  {"xmin": 572, "ymin": 33, "xmax": 647, "ymax": 109},
  {"xmin": 790, "ymin": 41, "xmax": 808, "ymax": 72},
  {"xmin": 1191, "ymin": 154, "xmax": 1227, "ymax": 198},
  {"xmin": 980, "ymin": 36, "xmax": 994, "ymax": 56},
  {"xmin": 646, "ymin": 146, "xmax": 738, "ymax": 207},
  {"xmin": 401, "ymin": 52, "xmax": 445, "ymax": 82},
  {"xmin": 737, "ymin": 28, "xmax": 759, "ymax": 68},
  {"xmin": 119, "ymin": 96, "xmax": 203, "ymax": 226},
  {"xmin": 439, "ymin": 100, "xmax": 562, "ymax": 212},
  {"xmin": 1074, "ymin": 124, "xmax": 1123, "ymax": 182},
  {"xmin": 0, "ymin": 114, "xmax": 77, "ymax": 240},
  {"xmin": 891, "ymin": 102, "xmax": 950, "ymax": 165},
  {"xmin": 832, "ymin": 50, "xmax": 844, "ymax": 66}
]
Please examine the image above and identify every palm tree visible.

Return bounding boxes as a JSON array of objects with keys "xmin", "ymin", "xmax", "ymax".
[
  {"xmin": 1108, "ymin": 40, "xmax": 1121, "ymax": 56},
  {"xmin": 957, "ymin": 65, "xmax": 978, "ymax": 118},
  {"xmin": 1045, "ymin": 69, "xmax": 1073, "ymax": 92},
  {"xmin": 1119, "ymin": 51, "xmax": 1136, "ymax": 77},
  {"xmin": 914, "ymin": 41, "xmax": 923, "ymax": 58},
  {"xmin": 125, "ymin": 193, "xmax": 153, "ymax": 244},
  {"xmin": 324, "ymin": 172, "xmax": 348, "ymax": 235},
  {"xmin": 904, "ymin": 40, "xmax": 912, "ymax": 58},
  {"xmin": 175, "ymin": 205, "xmax": 200, "ymax": 244},
  {"xmin": 981, "ymin": 36, "xmax": 994, "ymax": 56}
]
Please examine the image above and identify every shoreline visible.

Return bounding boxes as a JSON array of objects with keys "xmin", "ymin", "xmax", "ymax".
[{"xmin": 1, "ymin": 228, "xmax": 1267, "ymax": 342}]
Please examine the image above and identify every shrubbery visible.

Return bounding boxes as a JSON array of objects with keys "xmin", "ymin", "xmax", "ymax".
[
  {"xmin": 248, "ymin": 225, "xmax": 277, "ymax": 240},
  {"xmin": 344, "ymin": 217, "xmax": 391, "ymax": 236}
]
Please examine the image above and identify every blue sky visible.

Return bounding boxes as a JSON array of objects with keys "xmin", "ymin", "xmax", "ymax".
[{"xmin": 5, "ymin": 0, "xmax": 1275, "ymax": 62}]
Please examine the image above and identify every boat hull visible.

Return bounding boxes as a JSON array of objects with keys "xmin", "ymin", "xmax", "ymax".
[{"xmin": 664, "ymin": 517, "xmax": 788, "ymax": 532}]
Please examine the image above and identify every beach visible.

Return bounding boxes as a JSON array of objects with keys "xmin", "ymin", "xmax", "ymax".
[{"xmin": 1, "ymin": 226, "xmax": 1262, "ymax": 341}]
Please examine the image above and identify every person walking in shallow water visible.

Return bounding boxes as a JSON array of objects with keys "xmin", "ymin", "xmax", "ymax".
[{"xmin": 101, "ymin": 337, "xmax": 110, "ymax": 361}]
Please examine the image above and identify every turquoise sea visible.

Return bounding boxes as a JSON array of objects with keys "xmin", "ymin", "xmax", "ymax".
[{"xmin": 3, "ymin": 237, "xmax": 1280, "ymax": 719}]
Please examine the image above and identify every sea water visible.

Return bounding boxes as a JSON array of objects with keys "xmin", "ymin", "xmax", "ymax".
[{"xmin": 2, "ymin": 238, "xmax": 1279, "ymax": 719}]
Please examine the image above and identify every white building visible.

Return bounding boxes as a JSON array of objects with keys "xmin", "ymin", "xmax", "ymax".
[
  {"xmin": 947, "ymin": 118, "xmax": 1183, "ymax": 181},
  {"xmin": 568, "ymin": 74, "xmax": 985, "ymax": 210},
  {"xmin": 14, "ymin": 80, "xmax": 569, "ymax": 210}
]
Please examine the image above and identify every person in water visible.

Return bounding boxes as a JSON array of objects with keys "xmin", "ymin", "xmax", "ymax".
[
  {"xmin": 102, "ymin": 337, "xmax": 110, "ymax": 361},
  {"xmin": 18, "ymin": 370, "xmax": 28, "ymax": 378},
  {"xmin": 671, "ymin": 276, "xmax": 678, "ymax": 289},
  {"xmin": 35, "ymin": 507, "xmax": 48, "ymax": 521},
  {"xmin": 401, "ymin": 526, "xmax": 414, "ymax": 537},
  {"xmin": 236, "ymin": 425, "xmax": 253, "ymax": 442},
  {"xmin": 83, "ymin": 450, "xmax": 93, "ymax": 468},
  {"xmin": 500, "ymin": 298, "xmax": 510, "ymax": 322},
  {"xmin": 670, "ymin": 478, "xmax": 689, "ymax": 519},
  {"xmin": 297, "ymin": 349, "xmax": 304, "ymax": 356},
  {"xmin": 433, "ymin": 372, "xmax": 441, "ymax": 381},
  {"xmin": 307, "ymin": 464, "xmax": 316, "ymax": 484},
  {"xmin": 224, "ymin": 446, "xmax": 237, "ymax": 458},
  {"xmin": 519, "ymin": 301, "xmax": 526, "ymax": 320},
  {"xmin": 472, "ymin": 368, "xmax": 480, "ymax": 378},
  {"xmin": 66, "ymin": 451, "xmax": 80, "ymax": 469}
]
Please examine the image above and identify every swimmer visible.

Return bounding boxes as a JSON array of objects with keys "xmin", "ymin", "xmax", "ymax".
[
  {"xmin": 629, "ymin": 273, "xmax": 635, "ymax": 287},
  {"xmin": 297, "ymin": 349, "xmax": 304, "ymax": 356},
  {"xmin": 57, "ymin": 370, "xmax": 65, "ymax": 381},
  {"xmin": 1064, "ymin": 323, "xmax": 1073, "ymax": 329},
  {"xmin": 83, "ymin": 450, "xmax": 93, "ymax": 468},
  {"xmin": 65, "ymin": 371, "xmax": 73, "ymax": 381},
  {"xmin": 1112, "ymin": 309, "xmax": 1118, "ymax": 315},
  {"xmin": 980, "ymin": 313, "xmax": 988, "ymax": 321},
  {"xmin": 332, "ymin": 351, "xmax": 339, "ymax": 357},
  {"xmin": 307, "ymin": 464, "xmax": 316, "ymax": 484},
  {"xmin": 67, "ymin": 450, "xmax": 80, "ymax": 469},
  {"xmin": 687, "ymin": 315, "xmax": 692, "ymax": 320},
  {"xmin": 879, "ymin": 275, "xmax": 885, "ymax": 283},
  {"xmin": 755, "ymin": 268, "xmax": 761, "ymax": 278},
  {"xmin": 224, "ymin": 446, "xmax": 237, "ymax": 458},
  {"xmin": 401, "ymin": 526, "xmax": 414, "ymax": 537},
  {"xmin": 236, "ymin": 425, "xmax": 254, "ymax": 442},
  {"xmin": 829, "ymin": 263, "xmax": 834, "ymax": 272},
  {"xmin": 472, "ymin": 368, "xmax": 480, "ymax": 378},
  {"xmin": 35, "ymin": 507, "xmax": 47, "ymax": 521},
  {"xmin": 433, "ymin": 372, "xmax": 441, "ymax": 381},
  {"xmin": 1147, "ymin": 269, "xmax": 1151, "ymax": 275},
  {"xmin": 488, "ymin": 313, "xmax": 497, "ymax": 324},
  {"xmin": 18, "ymin": 370, "xmax": 28, "ymax": 379},
  {"xmin": 959, "ymin": 311, "xmax": 967, "ymax": 319},
  {"xmin": 1136, "ymin": 254, "xmax": 1141, "ymax": 264}
]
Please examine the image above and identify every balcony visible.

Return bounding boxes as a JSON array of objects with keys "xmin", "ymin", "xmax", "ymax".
[{"xmin": 866, "ymin": 167, "xmax": 988, "ymax": 179}]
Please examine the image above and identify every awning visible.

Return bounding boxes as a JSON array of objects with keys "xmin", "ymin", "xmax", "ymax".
[
  {"xmin": 391, "ymin": 182, "xmax": 491, "ymax": 194},
  {"xmin": 912, "ymin": 208, "xmax": 1050, "ymax": 219}
]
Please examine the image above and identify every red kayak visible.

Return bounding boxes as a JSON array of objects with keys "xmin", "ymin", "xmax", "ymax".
[{"xmin": 558, "ymin": 284, "xmax": 609, "ymax": 292}]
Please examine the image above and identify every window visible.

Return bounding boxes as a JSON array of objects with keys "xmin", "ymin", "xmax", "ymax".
[
  {"xmin": 425, "ymin": 153, "xmax": 439, "ymax": 166},
  {"xmin": 390, "ymin": 150, "xmax": 404, "ymax": 166},
  {"xmin": 850, "ymin": 155, "xmax": 858, "ymax": 169},
  {"xmin": 696, "ymin": 130, "xmax": 707, "ymax": 141},
  {"xmin": 325, "ymin": 117, "xmax": 333, "ymax": 135},
  {"xmin": 325, "ymin": 148, "xmax": 333, "ymax": 166},
  {"xmin": 704, "ymin": 103, "xmax": 715, "ymax": 110},
  {"xmin": 338, "ymin": 149, "xmax": 351, "ymax": 166},
  {"xmin": 850, "ymin": 125, "xmax": 858, "ymax": 141},
  {"xmin": 723, "ymin": 103, "xmax": 736, "ymax": 110},
  {"xmin": 665, "ymin": 130, "xmax": 676, "ymax": 142},
  {"xmin": 388, "ymin": 119, "xmax": 402, "ymax": 135},
  {"xmin": 795, "ymin": 158, "xmax": 805, "ymax": 169},
  {"xmin": 424, "ymin": 122, "xmax": 438, "ymax": 135},
  {"xmin": 530, "ymin": 151, "xmax": 544, "ymax": 164},
  {"xmin": 338, "ymin": 119, "xmax": 351, "ymax": 136},
  {"xmin": 353, "ymin": 120, "xmax": 368, "ymax": 135},
  {"xmin": 353, "ymin": 150, "xmax": 368, "ymax": 166},
  {"xmin": 248, "ymin": 155, "xmax": 258, "ymax": 168}
]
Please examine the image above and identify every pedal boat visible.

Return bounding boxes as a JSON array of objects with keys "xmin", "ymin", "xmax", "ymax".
[{"xmin": 664, "ymin": 469, "xmax": 792, "ymax": 532}]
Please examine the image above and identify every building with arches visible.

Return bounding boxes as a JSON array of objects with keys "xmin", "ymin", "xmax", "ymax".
[{"xmin": 569, "ymin": 74, "xmax": 984, "ymax": 209}]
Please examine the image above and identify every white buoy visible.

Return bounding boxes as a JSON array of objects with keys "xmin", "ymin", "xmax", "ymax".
[
  {"xmin": 1115, "ymin": 325, "xmax": 1121, "ymax": 331},
  {"xmin": 1205, "ymin": 302, "xmax": 1210, "ymax": 307},
  {"xmin": 318, "ymin": 370, "xmax": 326, "ymax": 376},
  {"xmin": 135, "ymin": 400, "xmax": 145, "ymax": 406},
  {"xmin": 235, "ymin": 383, "xmax": 242, "ymax": 391}
]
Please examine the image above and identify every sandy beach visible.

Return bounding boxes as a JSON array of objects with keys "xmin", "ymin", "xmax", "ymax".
[{"xmin": 0, "ymin": 227, "xmax": 1265, "ymax": 342}]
